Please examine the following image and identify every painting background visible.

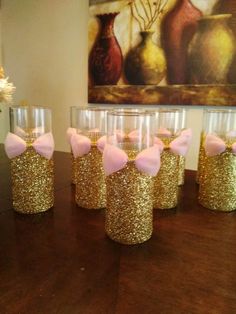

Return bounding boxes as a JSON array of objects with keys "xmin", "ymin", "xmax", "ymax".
[{"xmin": 88, "ymin": 0, "xmax": 236, "ymax": 105}]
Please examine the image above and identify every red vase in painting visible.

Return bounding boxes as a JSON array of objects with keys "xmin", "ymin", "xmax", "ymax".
[
  {"xmin": 161, "ymin": 0, "xmax": 202, "ymax": 84},
  {"xmin": 89, "ymin": 13, "xmax": 123, "ymax": 86}
]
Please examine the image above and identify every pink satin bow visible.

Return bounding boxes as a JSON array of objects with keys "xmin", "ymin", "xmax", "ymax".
[
  {"xmin": 204, "ymin": 134, "xmax": 236, "ymax": 156},
  {"xmin": 70, "ymin": 133, "xmax": 107, "ymax": 158},
  {"xmin": 155, "ymin": 128, "xmax": 192, "ymax": 156},
  {"xmin": 103, "ymin": 144, "xmax": 161, "ymax": 176},
  {"xmin": 4, "ymin": 132, "xmax": 54, "ymax": 159}
]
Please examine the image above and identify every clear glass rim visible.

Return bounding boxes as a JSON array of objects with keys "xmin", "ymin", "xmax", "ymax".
[
  {"xmin": 108, "ymin": 109, "xmax": 154, "ymax": 117},
  {"xmin": 10, "ymin": 105, "xmax": 51, "ymax": 111},
  {"xmin": 74, "ymin": 107, "xmax": 107, "ymax": 112},
  {"xmin": 158, "ymin": 108, "xmax": 182, "ymax": 113},
  {"xmin": 204, "ymin": 109, "xmax": 235, "ymax": 114}
]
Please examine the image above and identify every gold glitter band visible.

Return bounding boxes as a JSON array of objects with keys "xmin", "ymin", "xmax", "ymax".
[
  {"xmin": 196, "ymin": 132, "xmax": 206, "ymax": 184},
  {"xmin": 71, "ymin": 152, "xmax": 77, "ymax": 185},
  {"xmin": 75, "ymin": 146, "xmax": 106, "ymax": 209},
  {"xmin": 178, "ymin": 156, "xmax": 185, "ymax": 186},
  {"xmin": 105, "ymin": 161, "xmax": 153, "ymax": 245},
  {"xmin": 199, "ymin": 149, "xmax": 236, "ymax": 212},
  {"xmin": 11, "ymin": 147, "xmax": 54, "ymax": 214},
  {"xmin": 153, "ymin": 148, "xmax": 179, "ymax": 209}
]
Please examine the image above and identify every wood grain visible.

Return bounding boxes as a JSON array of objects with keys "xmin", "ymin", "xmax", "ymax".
[{"xmin": 1, "ymin": 145, "xmax": 236, "ymax": 314}]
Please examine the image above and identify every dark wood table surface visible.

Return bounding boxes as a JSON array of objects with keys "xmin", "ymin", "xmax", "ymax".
[{"xmin": 0, "ymin": 144, "xmax": 236, "ymax": 314}]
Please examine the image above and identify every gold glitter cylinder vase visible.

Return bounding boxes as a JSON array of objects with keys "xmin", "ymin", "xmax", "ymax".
[
  {"xmin": 106, "ymin": 161, "xmax": 153, "ymax": 245},
  {"xmin": 153, "ymin": 149, "xmax": 179, "ymax": 209},
  {"xmin": 11, "ymin": 147, "xmax": 54, "ymax": 214},
  {"xmin": 72, "ymin": 107, "xmax": 108, "ymax": 209},
  {"xmin": 75, "ymin": 146, "xmax": 106, "ymax": 209},
  {"xmin": 199, "ymin": 150, "xmax": 236, "ymax": 211},
  {"xmin": 178, "ymin": 156, "xmax": 185, "ymax": 186},
  {"xmin": 7, "ymin": 106, "xmax": 54, "ymax": 214},
  {"xmin": 105, "ymin": 109, "xmax": 157, "ymax": 245}
]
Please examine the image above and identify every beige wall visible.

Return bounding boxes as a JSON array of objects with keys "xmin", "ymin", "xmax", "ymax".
[
  {"xmin": 0, "ymin": 0, "xmax": 231, "ymax": 170},
  {"xmin": 1, "ymin": 0, "xmax": 88, "ymax": 149}
]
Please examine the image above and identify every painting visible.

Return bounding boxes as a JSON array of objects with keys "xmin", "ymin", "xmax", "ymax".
[{"xmin": 88, "ymin": 0, "xmax": 236, "ymax": 105}]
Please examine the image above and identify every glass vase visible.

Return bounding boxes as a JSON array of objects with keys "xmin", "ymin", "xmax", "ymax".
[
  {"xmin": 5, "ymin": 106, "xmax": 54, "ymax": 214},
  {"xmin": 104, "ymin": 109, "xmax": 159, "ymax": 244},
  {"xmin": 198, "ymin": 109, "xmax": 236, "ymax": 211},
  {"xmin": 73, "ymin": 107, "xmax": 107, "ymax": 209},
  {"xmin": 153, "ymin": 108, "xmax": 188, "ymax": 209}
]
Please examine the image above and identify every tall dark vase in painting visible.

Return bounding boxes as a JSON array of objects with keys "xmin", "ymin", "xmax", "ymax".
[
  {"xmin": 89, "ymin": 13, "xmax": 123, "ymax": 86},
  {"xmin": 161, "ymin": 0, "xmax": 202, "ymax": 84}
]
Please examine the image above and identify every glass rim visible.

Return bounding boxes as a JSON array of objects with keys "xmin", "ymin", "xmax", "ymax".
[
  {"xmin": 74, "ymin": 106, "xmax": 107, "ymax": 112},
  {"xmin": 158, "ymin": 108, "xmax": 183, "ymax": 113},
  {"xmin": 10, "ymin": 105, "xmax": 51, "ymax": 111},
  {"xmin": 108, "ymin": 109, "xmax": 155, "ymax": 117},
  {"xmin": 204, "ymin": 109, "xmax": 236, "ymax": 114}
]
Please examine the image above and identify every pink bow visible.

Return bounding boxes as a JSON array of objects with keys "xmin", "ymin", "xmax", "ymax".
[
  {"xmin": 169, "ymin": 128, "xmax": 192, "ymax": 156},
  {"xmin": 70, "ymin": 133, "xmax": 107, "ymax": 158},
  {"xmin": 4, "ymin": 132, "xmax": 54, "ymax": 159},
  {"xmin": 204, "ymin": 134, "xmax": 236, "ymax": 156},
  {"xmin": 102, "ymin": 144, "xmax": 161, "ymax": 176},
  {"xmin": 66, "ymin": 127, "xmax": 76, "ymax": 143}
]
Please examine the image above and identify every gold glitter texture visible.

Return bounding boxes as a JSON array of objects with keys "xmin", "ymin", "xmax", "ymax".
[
  {"xmin": 106, "ymin": 161, "xmax": 153, "ymax": 245},
  {"xmin": 71, "ymin": 152, "xmax": 77, "ymax": 184},
  {"xmin": 199, "ymin": 148, "xmax": 236, "ymax": 212},
  {"xmin": 196, "ymin": 132, "xmax": 206, "ymax": 184},
  {"xmin": 11, "ymin": 147, "xmax": 54, "ymax": 214},
  {"xmin": 153, "ymin": 139, "xmax": 179, "ymax": 209},
  {"xmin": 75, "ymin": 146, "xmax": 106, "ymax": 209},
  {"xmin": 178, "ymin": 156, "xmax": 185, "ymax": 186}
]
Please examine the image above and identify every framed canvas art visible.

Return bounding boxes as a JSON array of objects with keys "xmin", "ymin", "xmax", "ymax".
[{"xmin": 88, "ymin": 0, "xmax": 236, "ymax": 105}]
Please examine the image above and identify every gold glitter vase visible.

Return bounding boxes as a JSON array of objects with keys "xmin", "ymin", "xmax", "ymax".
[
  {"xmin": 106, "ymin": 161, "xmax": 153, "ymax": 245},
  {"xmin": 178, "ymin": 156, "xmax": 185, "ymax": 186},
  {"xmin": 75, "ymin": 146, "xmax": 106, "ymax": 209},
  {"xmin": 11, "ymin": 147, "xmax": 54, "ymax": 214},
  {"xmin": 153, "ymin": 148, "xmax": 179, "ymax": 209},
  {"xmin": 199, "ymin": 150, "xmax": 236, "ymax": 211},
  {"xmin": 196, "ymin": 132, "xmax": 206, "ymax": 184}
]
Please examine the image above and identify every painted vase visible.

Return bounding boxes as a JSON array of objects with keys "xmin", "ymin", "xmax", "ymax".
[
  {"xmin": 188, "ymin": 14, "xmax": 236, "ymax": 84},
  {"xmin": 214, "ymin": 0, "xmax": 236, "ymax": 83},
  {"xmin": 124, "ymin": 31, "xmax": 166, "ymax": 85},
  {"xmin": 161, "ymin": 0, "xmax": 202, "ymax": 85},
  {"xmin": 89, "ymin": 13, "xmax": 123, "ymax": 85}
]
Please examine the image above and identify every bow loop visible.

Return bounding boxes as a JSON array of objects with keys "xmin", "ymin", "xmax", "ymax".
[
  {"xmin": 32, "ymin": 133, "xmax": 54, "ymax": 159},
  {"xmin": 135, "ymin": 146, "xmax": 161, "ymax": 176},
  {"xmin": 70, "ymin": 133, "xmax": 91, "ymax": 158},
  {"xmin": 4, "ymin": 133, "xmax": 27, "ymax": 159},
  {"xmin": 66, "ymin": 127, "xmax": 76, "ymax": 143},
  {"xmin": 204, "ymin": 134, "xmax": 227, "ymax": 157},
  {"xmin": 169, "ymin": 128, "xmax": 192, "ymax": 156}
]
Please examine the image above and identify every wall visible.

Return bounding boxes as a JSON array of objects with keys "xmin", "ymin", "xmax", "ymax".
[
  {"xmin": 1, "ymin": 0, "xmax": 88, "ymax": 150},
  {"xmin": 0, "ymin": 0, "xmax": 230, "ymax": 170}
]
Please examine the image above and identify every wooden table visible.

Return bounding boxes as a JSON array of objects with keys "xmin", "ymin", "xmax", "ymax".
[{"xmin": 1, "ymin": 145, "xmax": 236, "ymax": 314}]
